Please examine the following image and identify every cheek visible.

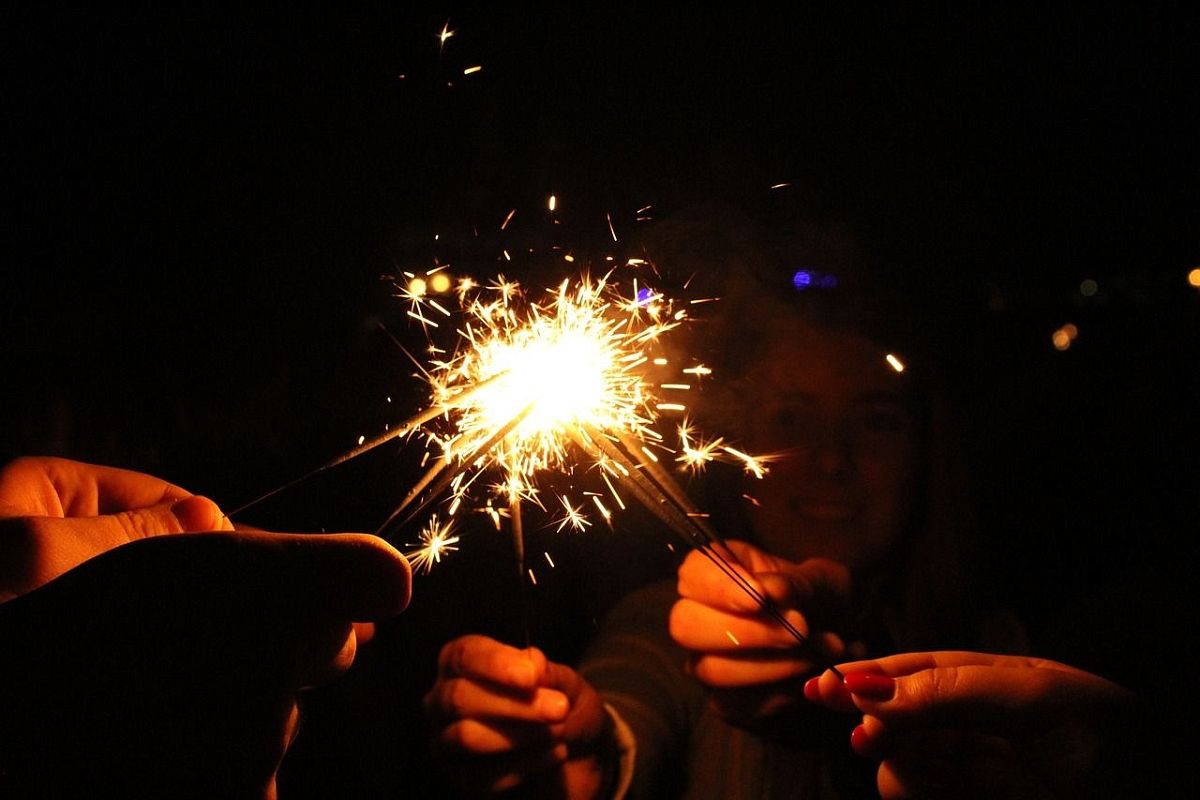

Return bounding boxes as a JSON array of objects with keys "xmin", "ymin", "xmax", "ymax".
[{"xmin": 858, "ymin": 446, "xmax": 919, "ymax": 543}]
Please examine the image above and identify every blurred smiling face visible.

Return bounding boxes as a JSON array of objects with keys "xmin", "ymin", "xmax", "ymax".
[{"xmin": 740, "ymin": 320, "xmax": 919, "ymax": 573}]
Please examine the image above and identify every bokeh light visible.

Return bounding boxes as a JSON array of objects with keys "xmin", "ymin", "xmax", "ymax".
[
  {"xmin": 1051, "ymin": 323, "xmax": 1079, "ymax": 351},
  {"xmin": 791, "ymin": 270, "xmax": 838, "ymax": 291}
]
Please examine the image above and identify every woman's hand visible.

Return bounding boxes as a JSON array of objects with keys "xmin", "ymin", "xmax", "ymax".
[
  {"xmin": 425, "ymin": 634, "xmax": 613, "ymax": 798},
  {"xmin": 807, "ymin": 651, "xmax": 1136, "ymax": 799},
  {"xmin": 670, "ymin": 539, "xmax": 863, "ymax": 726}
]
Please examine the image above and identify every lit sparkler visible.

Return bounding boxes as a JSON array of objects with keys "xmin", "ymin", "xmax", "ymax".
[
  {"xmin": 370, "ymin": 267, "xmax": 815, "ymax": 650},
  {"xmin": 232, "ymin": 256, "xmax": 818, "ymax": 655}
]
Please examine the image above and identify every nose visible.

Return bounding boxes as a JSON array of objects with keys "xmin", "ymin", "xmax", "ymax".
[{"xmin": 813, "ymin": 425, "xmax": 855, "ymax": 479}]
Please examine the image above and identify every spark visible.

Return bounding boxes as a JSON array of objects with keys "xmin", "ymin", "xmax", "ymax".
[
  {"xmin": 555, "ymin": 495, "xmax": 592, "ymax": 532},
  {"xmin": 590, "ymin": 494, "xmax": 613, "ymax": 525},
  {"xmin": 438, "ymin": 20, "xmax": 455, "ymax": 53},
  {"xmin": 463, "ymin": 65, "xmax": 483, "ymax": 75},
  {"xmin": 405, "ymin": 515, "xmax": 460, "ymax": 574},
  {"xmin": 885, "ymin": 353, "xmax": 905, "ymax": 373},
  {"xmin": 678, "ymin": 424, "xmax": 724, "ymax": 473},
  {"xmin": 723, "ymin": 446, "xmax": 770, "ymax": 479}
]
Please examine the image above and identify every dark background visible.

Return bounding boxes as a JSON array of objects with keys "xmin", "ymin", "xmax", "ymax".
[{"xmin": 1, "ymin": 5, "xmax": 1198, "ymax": 792}]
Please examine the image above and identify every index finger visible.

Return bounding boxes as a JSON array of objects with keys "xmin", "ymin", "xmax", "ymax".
[
  {"xmin": 836, "ymin": 651, "xmax": 1072, "ymax": 679},
  {"xmin": 838, "ymin": 658, "xmax": 1126, "ymax": 737},
  {"xmin": 677, "ymin": 546, "xmax": 766, "ymax": 613},
  {"xmin": 437, "ymin": 635, "xmax": 547, "ymax": 691}
]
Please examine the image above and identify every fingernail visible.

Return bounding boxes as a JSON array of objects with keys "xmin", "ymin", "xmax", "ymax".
[
  {"xmin": 850, "ymin": 724, "xmax": 872, "ymax": 757},
  {"xmin": 803, "ymin": 676, "xmax": 821, "ymax": 703},
  {"xmin": 171, "ymin": 495, "xmax": 222, "ymax": 531},
  {"xmin": 843, "ymin": 672, "xmax": 895, "ymax": 699}
]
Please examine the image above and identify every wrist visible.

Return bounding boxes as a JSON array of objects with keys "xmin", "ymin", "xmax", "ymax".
[{"xmin": 562, "ymin": 703, "xmax": 634, "ymax": 800}]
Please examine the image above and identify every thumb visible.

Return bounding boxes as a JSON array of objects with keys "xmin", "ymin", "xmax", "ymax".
[
  {"xmin": 118, "ymin": 495, "xmax": 233, "ymax": 535},
  {"xmin": 782, "ymin": 557, "xmax": 852, "ymax": 605},
  {"xmin": 759, "ymin": 557, "xmax": 853, "ymax": 630},
  {"xmin": 64, "ymin": 494, "xmax": 231, "ymax": 547}
]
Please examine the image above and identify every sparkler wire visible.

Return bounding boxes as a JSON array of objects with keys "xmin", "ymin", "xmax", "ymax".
[
  {"xmin": 228, "ymin": 375, "xmax": 510, "ymax": 518},
  {"xmin": 576, "ymin": 425, "xmax": 838, "ymax": 671},
  {"xmin": 376, "ymin": 403, "xmax": 536, "ymax": 537},
  {"xmin": 510, "ymin": 497, "xmax": 531, "ymax": 648}
]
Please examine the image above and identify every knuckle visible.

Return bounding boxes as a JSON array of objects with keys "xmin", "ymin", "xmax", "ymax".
[
  {"xmin": 438, "ymin": 639, "xmax": 466, "ymax": 675},
  {"xmin": 442, "ymin": 678, "xmax": 471, "ymax": 717},
  {"xmin": 114, "ymin": 510, "xmax": 163, "ymax": 540},
  {"xmin": 926, "ymin": 666, "xmax": 962, "ymax": 705}
]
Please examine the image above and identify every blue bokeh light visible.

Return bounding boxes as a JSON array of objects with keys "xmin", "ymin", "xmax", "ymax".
[{"xmin": 792, "ymin": 270, "xmax": 838, "ymax": 291}]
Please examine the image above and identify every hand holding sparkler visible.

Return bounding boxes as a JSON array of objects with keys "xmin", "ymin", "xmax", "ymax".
[
  {"xmin": 425, "ymin": 635, "xmax": 616, "ymax": 799},
  {"xmin": 0, "ymin": 456, "xmax": 412, "ymax": 797},
  {"xmin": 670, "ymin": 539, "xmax": 864, "ymax": 729}
]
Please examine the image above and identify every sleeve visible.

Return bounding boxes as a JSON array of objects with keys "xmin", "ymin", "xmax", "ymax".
[{"xmin": 578, "ymin": 579, "xmax": 702, "ymax": 799}]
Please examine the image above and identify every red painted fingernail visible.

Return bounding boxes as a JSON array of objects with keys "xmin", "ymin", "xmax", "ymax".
[
  {"xmin": 843, "ymin": 672, "xmax": 895, "ymax": 699},
  {"xmin": 850, "ymin": 724, "xmax": 872, "ymax": 757},
  {"xmin": 803, "ymin": 676, "xmax": 821, "ymax": 703}
]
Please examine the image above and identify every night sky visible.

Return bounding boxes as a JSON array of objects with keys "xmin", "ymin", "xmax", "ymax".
[
  {"xmin": 2, "ymin": 7, "xmax": 1199, "ymax": 796},
  {"xmin": 2, "ymin": 5, "xmax": 1198, "ymax": 642}
]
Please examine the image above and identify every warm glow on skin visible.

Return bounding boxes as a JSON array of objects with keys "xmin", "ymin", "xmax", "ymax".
[{"xmin": 740, "ymin": 324, "xmax": 917, "ymax": 572}]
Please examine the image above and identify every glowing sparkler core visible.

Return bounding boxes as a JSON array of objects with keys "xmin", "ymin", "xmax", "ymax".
[{"xmin": 419, "ymin": 275, "xmax": 668, "ymax": 521}]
